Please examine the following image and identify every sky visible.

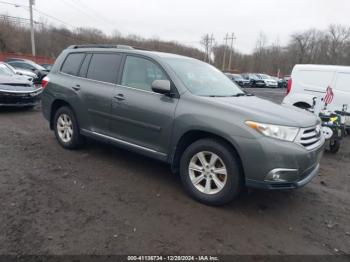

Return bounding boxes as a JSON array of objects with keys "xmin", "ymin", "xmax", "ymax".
[{"xmin": 1, "ymin": 0, "xmax": 350, "ymax": 53}]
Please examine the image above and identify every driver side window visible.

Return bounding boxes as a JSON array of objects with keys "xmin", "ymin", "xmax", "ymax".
[{"xmin": 121, "ymin": 56, "xmax": 168, "ymax": 92}]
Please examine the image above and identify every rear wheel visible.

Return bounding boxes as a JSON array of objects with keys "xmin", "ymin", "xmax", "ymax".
[
  {"xmin": 54, "ymin": 106, "xmax": 85, "ymax": 149},
  {"xmin": 179, "ymin": 139, "xmax": 242, "ymax": 206}
]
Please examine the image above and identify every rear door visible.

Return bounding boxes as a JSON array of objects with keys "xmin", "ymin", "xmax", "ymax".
[
  {"xmin": 296, "ymin": 69, "xmax": 335, "ymax": 96},
  {"xmin": 333, "ymin": 71, "xmax": 350, "ymax": 124},
  {"xmin": 70, "ymin": 52, "xmax": 122, "ymax": 134},
  {"xmin": 110, "ymin": 55, "xmax": 179, "ymax": 154},
  {"xmin": 61, "ymin": 52, "xmax": 122, "ymax": 134}
]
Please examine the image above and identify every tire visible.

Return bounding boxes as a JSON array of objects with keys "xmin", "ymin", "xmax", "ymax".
[
  {"xmin": 53, "ymin": 106, "xmax": 85, "ymax": 149},
  {"xmin": 328, "ymin": 139, "xmax": 341, "ymax": 153},
  {"xmin": 179, "ymin": 139, "xmax": 242, "ymax": 206}
]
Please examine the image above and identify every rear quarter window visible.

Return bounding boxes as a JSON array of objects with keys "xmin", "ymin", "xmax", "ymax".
[{"xmin": 61, "ymin": 53, "xmax": 85, "ymax": 76}]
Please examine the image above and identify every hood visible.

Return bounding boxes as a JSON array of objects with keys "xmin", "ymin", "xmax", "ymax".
[
  {"xmin": 207, "ymin": 96, "xmax": 318, "ymax": 128},
  {"xmin": 16, "ymin": 69, "xmax": 37, "ymax": 78}
]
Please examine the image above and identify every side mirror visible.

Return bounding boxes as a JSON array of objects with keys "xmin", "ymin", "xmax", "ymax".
[{"xmin": 151, "ymin": 80, "xmax": 171, "ymax": 95}]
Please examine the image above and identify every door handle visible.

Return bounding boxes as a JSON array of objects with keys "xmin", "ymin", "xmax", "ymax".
[
  {"xmin": 72, "ymin": 84, "xmax": 80, "ymax": 91},
  {"xmin": 114, "ymin": 94, "xmax": 125, "ymax": 101}
]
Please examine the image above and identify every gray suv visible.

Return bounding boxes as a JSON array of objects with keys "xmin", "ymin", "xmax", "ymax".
[{"xmin": 41, "ymin": 45, "xmax": 325, "ymax": 205}]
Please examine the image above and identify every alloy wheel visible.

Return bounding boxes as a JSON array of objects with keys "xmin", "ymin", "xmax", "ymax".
[
  {"xmin": 57, "ymin": 114, "xmax": 73, "ymax": 143},
  {"xmin": 188, "ymin": 151, "xmax": 227, "ymax": 195}
]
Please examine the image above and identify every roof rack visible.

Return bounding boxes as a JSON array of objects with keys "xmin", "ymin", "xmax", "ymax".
[{"xmin": 68, "ymin": 44, "xmax": 134, "ymax": 50}]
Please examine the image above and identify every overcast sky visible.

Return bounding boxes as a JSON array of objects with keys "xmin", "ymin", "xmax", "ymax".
[{"xmin": 2, "ymin": 0, "xmax": 350, "ymax": 53}]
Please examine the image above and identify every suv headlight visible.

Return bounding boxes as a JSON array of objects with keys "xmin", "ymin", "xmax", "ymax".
[{"xmin": 245, "ymin": 121, "xmax": 300, "ymax": 142}]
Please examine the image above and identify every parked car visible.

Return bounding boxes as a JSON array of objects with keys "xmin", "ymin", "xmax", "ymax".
[
  {"xmin": 283, "ymin": 64, "xmax": 350, "ymax": 126},
  {"xmin": 225, "ymin": 73, "xmax": 250, "ymax": 87},
  {"xmin": 241, "ymin": 73, "xmax": 266, "ymax": 87},
  {"xmin": 41, "ymin": 63, "xmax": 53, "ymax": 71},
  {"xmin": 256, "ymin": 74, "xmax": 278, "ymax": 88},
  {"xmin": 0, "ymin": 62, "xmax": 34, "ymax": 82},
  {"xmin": 0, "ymin": 62, "xmax": 37, "ymax": 80},
  {"xmin": 271, "ymin": 76, "xmax": 287, "ymax": 88},
  {"xmin": 42, "ymin": 45, "xmax": 325, "ymax": 205},
  {"xmin": 6, "ymin": 58, "xmax": 49, "ymax": 83},
  {"xmin": 0, "ymin": 71, "xmax": 42, "ymax": 108},
  {"xmin": 284, "ymin": 75, "xmax": 291, "ymax": 82}
]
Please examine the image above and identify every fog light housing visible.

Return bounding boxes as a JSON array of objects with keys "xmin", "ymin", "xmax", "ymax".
[{"xmin": 265, "ymin": 168, "xmax": 299, "ymax": 183}]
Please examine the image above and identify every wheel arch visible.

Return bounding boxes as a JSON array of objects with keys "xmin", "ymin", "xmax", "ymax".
[
  {"xmin": 170, "ymin": 130, "xmax": 245, "ymax": 177},
  {"xmin": 50, "ymin": 99, "xmax": 73, "ymax": 130},
  {"xmin": 293, "ymin": 101, "xmax": 311, "ymax": 109}
]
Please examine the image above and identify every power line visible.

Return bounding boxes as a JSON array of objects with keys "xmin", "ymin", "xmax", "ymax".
[
  {"xmin": 32, "ymin": 7, "xmax": 76, "ymax": 29},
  {"xmin": 0, "ymin": 0, "xmax": 76, "ymax": 29},
  {"xmin": 74, "ymin": 0, "xmax": 117, "ymax": 32},
  {"xmin": 60, "ymin": 0, "xmax": 113, "ymax": 31},
  {"xmin": 0, "ymin": 0, "xmax": 22, "ymax": 7}
]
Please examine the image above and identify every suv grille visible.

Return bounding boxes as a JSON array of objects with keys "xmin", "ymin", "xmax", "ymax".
[{"xmin": 296, "ymin": 126, "xmax": 323, "ymax": 150}]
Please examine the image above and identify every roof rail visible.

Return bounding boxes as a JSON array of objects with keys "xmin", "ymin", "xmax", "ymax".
[{"xmin": 67, "ymin": 44, "xmax": 134, "ymax": 50}]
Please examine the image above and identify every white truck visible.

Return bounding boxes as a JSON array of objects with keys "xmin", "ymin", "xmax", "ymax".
[{"xmin": 283, "ymin": 64, "xmax": 350, "ymax": 125}]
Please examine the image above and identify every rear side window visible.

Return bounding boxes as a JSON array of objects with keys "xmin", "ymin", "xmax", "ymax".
[
  {"xmin": 335, "ymin": 72, "xmax": 350, "ymax": 92},
  {"xmin": 61, "ymin": 53, "xmax": 85, "ymax": 76},
  {"xmin": 86, "ymin": 53, "xmax": 122, "ymax": 83}
]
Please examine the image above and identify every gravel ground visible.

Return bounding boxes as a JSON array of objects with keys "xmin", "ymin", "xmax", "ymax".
[{"xmin": 0, "ymin": 88, "xmax": 349, "ymax": 255}]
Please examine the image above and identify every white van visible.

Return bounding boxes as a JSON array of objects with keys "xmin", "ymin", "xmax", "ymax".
[{"xmin": 283, "ymin": 64, "xmax": 350, "ymax": 125}]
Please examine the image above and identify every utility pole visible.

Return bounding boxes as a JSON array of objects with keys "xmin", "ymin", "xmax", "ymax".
[
  {"xmin": 208, "ymin": 34, "xmax": 215, "ymax": 65},
  {"xmin": 222, "ymin": 33, "xmax": 228, "ymax": 71},
  {"xmin": 200, "ymin": 34, "xmax": 215, "ymax": 64},
  {"xmin": 29, "ymin": 0, "xmax": 36, "ymax": 56},
  {"xmin": 228, "ymin": 33, "xmax": 236, "ymax": 71}
]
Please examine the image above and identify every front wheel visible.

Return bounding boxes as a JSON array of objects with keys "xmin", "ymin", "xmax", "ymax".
[{"xmin": 179, "ymin": 139, "xmax": 242, "ymax": 206}]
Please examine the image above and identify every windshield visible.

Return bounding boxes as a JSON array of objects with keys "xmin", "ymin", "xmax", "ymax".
[
  {"xmin": 4, "ymin": 63, "xmax": 17, "ymax": 74},
  {"xmin": 0, "ymin": 64, "xmax": 14, "ymax": 76},
  {"xmin": 165, "ymin": 57, "xmax": 242, "ymax": 96},
  {"xmin": 260, "ymin": 74, "xmax": 271, "ymax": 79},
  {"xmin": 27, "ymin": 60, "xmax": 46, "ymax": 70}
]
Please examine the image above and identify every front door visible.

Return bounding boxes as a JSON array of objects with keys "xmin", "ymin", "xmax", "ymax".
[{"xmin": 110, "ymin": 55, "xmax": 178, "ymax": 154}]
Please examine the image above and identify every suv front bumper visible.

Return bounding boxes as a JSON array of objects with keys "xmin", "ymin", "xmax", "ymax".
[
  {"xmin": 246, "ymin": 163, "xmax": 320, "ymax": 189},
  {"xmin": 234, "ymin": 134, "xmax": 325, "ymax": 190}
]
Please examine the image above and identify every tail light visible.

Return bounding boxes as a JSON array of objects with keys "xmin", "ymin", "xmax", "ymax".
[
  {"xmin": 287, "ymin": 78, "xmax": 292, "ymax": 95},
  {"xmin": 41, "ymin": 76, "xmax": 49, "ymax": 89}
]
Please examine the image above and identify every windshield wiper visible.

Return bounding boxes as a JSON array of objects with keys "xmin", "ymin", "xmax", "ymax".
[
  {"xmin": 230, "ymin": 93, "xmax": 247, "ymax": 97},
  {"xmin": 232, "ymin": 92, "xmax": 255, "ymax": 97},
  {"xmin": 208, "ymin": 93, "xmax": 254, "ymax": 98}
]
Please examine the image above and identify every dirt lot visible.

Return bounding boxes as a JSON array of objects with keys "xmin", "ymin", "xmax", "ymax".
[{"xmin": 0, "ymin": 88, "xmax": 349, "ymax": 255}]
